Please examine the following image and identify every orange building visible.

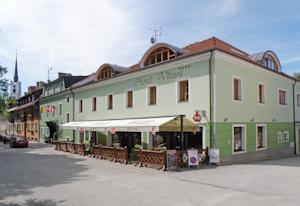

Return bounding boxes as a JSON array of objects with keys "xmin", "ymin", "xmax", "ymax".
[{"xmin": 8, "ymin": 85, "xmax": 43, "ymax": 141}]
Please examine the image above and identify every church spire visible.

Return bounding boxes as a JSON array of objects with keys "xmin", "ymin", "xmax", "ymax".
[{"xmin": 14, "ymin": 52, "xmax": 18, "ymax": 82}]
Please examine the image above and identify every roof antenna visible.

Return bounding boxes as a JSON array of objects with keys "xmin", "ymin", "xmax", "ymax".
[
  {"xmin": 149, "ymin": 27, "xmax": 162, "ymax": 44},
  {"xmin": 45, "ymin": 65, "xmax": 53, "ymax": 83}
]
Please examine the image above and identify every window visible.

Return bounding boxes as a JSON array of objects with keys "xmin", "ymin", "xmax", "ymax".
[
  {"xmin": 263, "ymin": 55, "xmax": 278, "ymax": 71},
  {"xmin": 59, "ymin": 104, "xmax": 62, "ymax": 115},
  {"xmin": 79, "ymin": 100, "xmax": 83, "ymax": 113},
  {"xmin": 178, "ymin": 80, "xmax": 189, "ymax": 102},
  {"xmin": 256, "ymin": 125, "xmax": 267, "ymax": 149},
  {"xmin": 107, "ymin": 94, "xmax": 113, "ymax": 110},
  {"xmin": 297, "ymin": 94, "xmax": 300, "ymax": 107},
  {"xmin": 52, "ymin": 105, "xmax": 55, "ymax": 117},
  {"xmin": 92, "ymin": 97, "xmax": 97, "ymax": 112},
  {"xmin": 66, "ymin": 113, "xmax": 70, "ymax": 123},
  {"xmin": 283, "ymin": 131, "xmax": 289, "ymax": 142},
  {"xmin": 258, "ymin": 84, "xmax": 265, "ymax": 104},
  {"xmin": 47, "ymin": 105, "xmax": 49, "ymax": 117},
  {"xmin": 66, "ymin": 96, "xmax": 70, "ymax": 103},
  {"xmin": 233, "ymin": 78, "xmax": 242, "ymax": 101},
  {"xmin": 278, "ymin": 131, "xmax": 283, "ymax": 143},
  {"xmin": 126, "ymin": 91, "xmax": 133, "ymax": 108},
  {"xmin": 279, "ymin": 89, "xmax": 287, "ymax": 105},
  {"xmin": 233, "ymin": 125, "xmax": 246, "ymax": 153},
  {"xmin": 144, "ymin": 47, "xmax": 176, "ymax": 67},
  {"xmin": 149, "ymin": 86, "xmax": 157, "ymax": 105}
]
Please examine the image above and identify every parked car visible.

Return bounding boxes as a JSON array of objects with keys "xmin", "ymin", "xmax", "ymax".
[
  {"xmin": 10, "ymin": 136, "xmax": 28, "ymax": 148},
  {"xmin": 3, "ymin": 135, "xmax": 12, "ymax": 144}
]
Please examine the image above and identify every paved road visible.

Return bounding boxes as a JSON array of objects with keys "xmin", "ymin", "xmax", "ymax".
[{"xmin": 1, "ymin": 142, "xmax": 300, "ymax": 206}]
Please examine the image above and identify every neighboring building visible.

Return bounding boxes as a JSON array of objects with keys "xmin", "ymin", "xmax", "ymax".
[
  {"xmin": 7, "ymin": 82, "xmax": 44, "ymax": 141},
  {"xmin": 39, "ymin": 73, "xmax": 87, "ymax": 142},
  {"xmin": 42, "ymin": 37, "xmax": 299, "ymax": 164},
  {"xmin": 10, "ymin": 54, "xmax": 21, "ymax": 99}
]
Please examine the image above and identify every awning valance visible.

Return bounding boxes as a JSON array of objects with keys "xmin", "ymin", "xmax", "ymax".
[{"xmin": 61, "ymin": 116, "xmax": 198, "ymax": 133}]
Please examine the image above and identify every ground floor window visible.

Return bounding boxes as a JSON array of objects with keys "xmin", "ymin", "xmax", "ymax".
[
  {"xmin": 256, "ymin": 125, "xmax": 267, "ymax": 150},
  {"xmin": 233, "ymin": 125, "xmax": 246, "ymax": 153},
  {"xmin": 283, "ymin": 131, "xmax": 289, "ymax": 141},
  {"xmin": 152, "ymin": 129, "xmax": 203, "ymax": 150}
]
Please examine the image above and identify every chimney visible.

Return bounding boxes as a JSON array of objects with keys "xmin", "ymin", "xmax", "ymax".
[
  {"xmin": 36, "ymin": 81, "xmax": 45, "ymax": 89},
  {"xmin": 28, "ymin": 86, "xmax": 36, "ymax": 94}
]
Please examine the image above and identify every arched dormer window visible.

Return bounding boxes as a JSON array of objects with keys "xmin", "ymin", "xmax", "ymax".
[
  {"xmin": 95, "ymin": 63, "xmax": 128, "ymax": 81},
  {"xmin": 262, "ymin": 51, "xmax": 281, "ymax": 72},
  {"xmin": 140, "ymin": 43, "xmax": 184, "ymax": 68}
]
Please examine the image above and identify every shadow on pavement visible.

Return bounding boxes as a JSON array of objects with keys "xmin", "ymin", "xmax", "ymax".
[
  {"xmin": 0, "ymin": 143, "xmax": 89, "ymax": 201},
  {"xmin": 0, "ymin": 198, "xmax": 64, "ymax": 206},
  {"xmin": 248, "ymin": 156, "xmax": 300, "ymax": 167}
]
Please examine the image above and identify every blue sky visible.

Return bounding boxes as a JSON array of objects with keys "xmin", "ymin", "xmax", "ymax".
[{"xmin": 0, "ymin": 0, "xmax": 299, "ymax": 94}]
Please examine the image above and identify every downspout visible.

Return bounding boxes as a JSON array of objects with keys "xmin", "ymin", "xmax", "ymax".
[
  {"xmin": 209, "ymin": 50, "xmax": 214, "ymax": 148},
  {"xmin": 71, "ymin": 87, "xmax": 75, "ymax": 142},
  {"xmin": 293, "ymin": 80, "xmax": 297, "ymax": 155}
]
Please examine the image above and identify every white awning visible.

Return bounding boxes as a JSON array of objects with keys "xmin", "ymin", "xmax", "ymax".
[{"xmin": 61, "ymin": 116, "xmax": 198, "ymax": 133}]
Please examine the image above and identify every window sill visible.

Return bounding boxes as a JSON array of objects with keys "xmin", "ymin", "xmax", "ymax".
[
  {"xmin": 256, "ymin": 147, "xmax": 267, "ymax": 151},
  {"xmin": 178, "ymin": 100, "xmax": 189, "ymax": 104},
  {"xmin": 232, "ymin": 150, "xmax": 246, "ymax": 155}
]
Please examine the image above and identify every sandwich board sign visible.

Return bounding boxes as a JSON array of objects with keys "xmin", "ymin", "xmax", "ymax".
[
  {"xmin": 209, "ymin": 148, "xmax": 220, "ymax": 164},
  {"xmin": 187, "ymin": 149, "xmax": 199, "ymax": 168},
  {"xmin": 167, "ymin": 150, "xmax": 177, "ymax": 170}
]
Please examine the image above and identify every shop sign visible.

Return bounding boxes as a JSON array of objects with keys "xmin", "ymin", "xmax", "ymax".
[
  {"xmin": 187, "ymin": 149, "xmax": 199, "ymax": 167},
  {"xmin": 110, "ymin": 127, "xmax": 117, "ymax": 134},
  {"xmin": 167, "ymin": 150, "xmax": 177, "ymax": 170},
  {"xmin": 209, "ymin": 148, "xmax": 220, "ymax": 164},
  {"xmin": 193, "ymin": 112, "xmax": 202, "ymax": 122}
]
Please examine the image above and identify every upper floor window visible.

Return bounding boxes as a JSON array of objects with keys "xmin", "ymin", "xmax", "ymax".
[
  {"xmin": 258, "ymin": 84, "xmax": 265, "ymax": 104},
  {"xmin": 79, "ymin": 99, "xmax": 83, "ymax": 113},
  {"xmin": 263, "ymin": 54, "xmax": 278, "ymax": 71},
  {"xmin": 233, "ymin": 78, "xmax": 242, "ymax": 101},
  {"xmin": 297, "ymin": 94, "xmax": 300, "ymax": 107},
  {"xmin": 107, "ymin": 94, "xmax": 113, "ymax": 110},
  {"xmin": 149, "ymin": 86, "xmax": 157, "ymax": 105},
  {"xmin": 66, "ymin": 96, "xmax": 70, "ymax": 103},
  {"xmin": 66, "ymin": 113, "xmax": 70, "ymax": 123},
  {"xmin": 59, "ymin": 104, "xmax": 62, "ymax": 115},
  {"xmin": 92, "ymin": 97, "xmax": 97, "ymax": 112},
  {"xmin": 126, "ymin": 91, "xmax": 133, "ymax": 108},
  {"xmin": 279, "ymin": 89, "xmax": 287, "ymax": 105},
  {"xmin": 144, "ymin": 47, "xmax": 176, "ymax": 67},
  {"xmin": 178, "ymin": 80, "xmax": 189, "ymax": 102}
]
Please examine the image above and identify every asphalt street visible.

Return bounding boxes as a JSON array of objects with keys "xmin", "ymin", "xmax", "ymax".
[{"xmin": 1, "ymin": 142, "xmax": 300, "ymax": 206}]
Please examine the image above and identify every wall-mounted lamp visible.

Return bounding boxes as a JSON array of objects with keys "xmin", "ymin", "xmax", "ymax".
[
  {"xmin": 251, "ymin": 118, "xmax": 255, "ymax": 122},
  {"xmin": 272, "ymin": 118, "xmax": 276, "ymax": 122},
  {"xmin": 224, "ymin": 118, "xmax": 228, "ymax": 122}
]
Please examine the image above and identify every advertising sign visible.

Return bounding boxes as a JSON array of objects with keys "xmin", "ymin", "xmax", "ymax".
[
  {"xmin": 187, "ymin": 149, "xmax": 199, "ymax": 167},
  {"xmin": 167, "ymin": 150, "xmax": 177, "ymax": 170},
  {"xmin": 209, "ymin": 148, "xmax": 220, "ymax": 164}
]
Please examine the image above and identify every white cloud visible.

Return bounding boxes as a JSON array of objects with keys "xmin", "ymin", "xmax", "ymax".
[{"xmin": 282, "ymin": 56, "xmax": 300, "ymax": 64}]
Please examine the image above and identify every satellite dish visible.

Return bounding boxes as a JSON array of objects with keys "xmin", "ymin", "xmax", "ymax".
[{"xmin": 150, "ymin": 36, "xmax": 156, "ymax": 44}]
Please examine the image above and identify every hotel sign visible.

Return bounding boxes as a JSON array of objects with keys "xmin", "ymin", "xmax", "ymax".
[{"xmin": 133, "ymin": 66, "xmax": 189, "ymax": 87}]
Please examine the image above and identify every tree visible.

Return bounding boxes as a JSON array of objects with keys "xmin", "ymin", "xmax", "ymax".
[
  {"xmin": 293, "ymin": 72, "xmax": 300, "ymax": 81},
  {"xmin": 0, "ymin": 64, "xmax": 9, "ymax": 117}
]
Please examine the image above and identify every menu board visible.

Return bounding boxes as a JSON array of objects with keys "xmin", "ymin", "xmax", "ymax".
[
  {"xmin": 167, "ymin": 150, "xmax": 177, "ymax": 170},
  {"xmin": 187, "ymin": 149, "xmax": 199, "ymax": 167}
]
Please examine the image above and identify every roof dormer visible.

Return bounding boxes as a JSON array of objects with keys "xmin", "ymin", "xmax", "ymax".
[
  {"xmin": 95, "ymin": 63, "xmax": 128, "ymax": 81},
  {"xmin": 249, "ymin": 51, "xmax": 281, "ymax": 72},
  {"xmin": 140, "ymin": 43, "xmax": 184, "ymax": 68}
]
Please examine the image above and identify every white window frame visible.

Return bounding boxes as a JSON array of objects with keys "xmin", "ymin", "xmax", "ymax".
[
  {"xmin": 283, "ymin": 131, "xmax": 289, "ymax": 142},
  {"xmin": 256, "ymin": 124, "xmax": 267, "ymax": 151},
  {"xmin": 232, "ymin": 76, "xmax": 243, "ymax": 102},
  {"xmin": 125, "ymin": 89, "xmax": 134, "ymax": 109},
  {"xmin": 232, "ymin": 124, "xmax": 247, "ymax": 154},
  {"xmin": 66, "ymin": 112, "xmax": 70, "ymax": 123},
  {"xmin": 258, "ymin": 82, "xmax": 266, "ymax": 105},
  {"xmin": 176, "ymin": 78, "xmax": 191, "ymax": 104},
  {"xmin": 59, "ymin": 103, "xmax": 62, "ymax": 115},
  {"xmin": 296, "ymin": 93, "xmax": 300, "ymax": 107},
  {"xmin": 147, "ymin": 84, "xmax": 158, "ymax": 106},
  {"xmin": 278, "ymin": 88, "xmax": 288, "ymax": 106},
  {"xmin": 278, "ymin": 131, "xmax": 283, "ymax": 143},
  {"xmin": 78, "ymin": 99, "xmax": 83, "ymax": 113},
  {"xmin": 92, "ymin": 96, "xmax": 97, "ymax": 112},
  {"xmin": 107, "ymin": 93, "xmax": 114, "ymax": 111}
]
